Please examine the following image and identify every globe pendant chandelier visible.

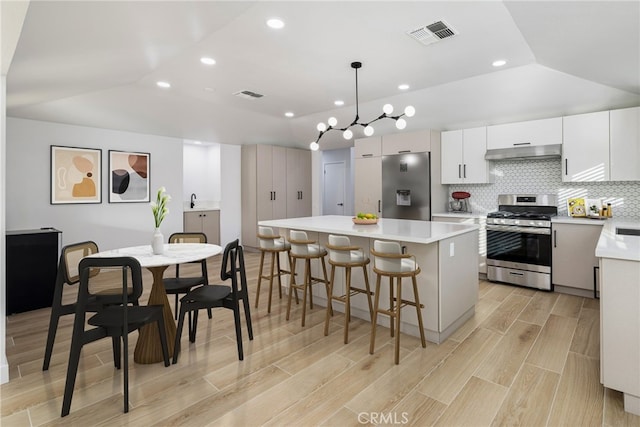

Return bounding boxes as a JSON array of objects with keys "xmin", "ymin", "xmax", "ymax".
[{"xmin": 310, "ymin": 61, "xmax": 415, "ymax": 151}]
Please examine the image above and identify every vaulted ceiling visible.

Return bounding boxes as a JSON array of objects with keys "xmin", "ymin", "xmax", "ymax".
[{"xmin": 5, "ymin": 1, "xmax": 640, "ymax": 150}]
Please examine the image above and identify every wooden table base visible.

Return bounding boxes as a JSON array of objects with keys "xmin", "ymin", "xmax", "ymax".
[{"xmin": 134, "ymin": 265, "xmax": 177, "ymax": 364}]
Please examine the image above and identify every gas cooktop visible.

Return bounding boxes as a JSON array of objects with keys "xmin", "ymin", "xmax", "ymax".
[{"xmin": 487, "ymin": 211, "xmax": 556, "ymax": 220}]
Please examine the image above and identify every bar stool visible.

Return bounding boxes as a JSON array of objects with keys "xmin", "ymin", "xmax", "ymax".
[
  {"xmin": 324, "ymin": 235, "xmax": 374, "ymax": 344},
  {"xmin": 286, "ymin": 230, "xmax": 331, "ymax": 327},
  {"xmin": 370, "ymin": 240, "xmax": 426, "ymax": 364},
  {"xmin": 255, "ymin": 226, "xmax": 294, "ymax": 313}
]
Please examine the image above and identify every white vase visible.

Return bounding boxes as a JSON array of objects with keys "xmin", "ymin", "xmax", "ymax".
[{"xmin": 152, "ymin": 227, "xmax": 164, "ymax": 255}]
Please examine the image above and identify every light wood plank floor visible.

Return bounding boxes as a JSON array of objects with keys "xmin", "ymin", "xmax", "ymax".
[{"xmin": 3, "ymin": 251, "xmax": 640, "ymax": 426}]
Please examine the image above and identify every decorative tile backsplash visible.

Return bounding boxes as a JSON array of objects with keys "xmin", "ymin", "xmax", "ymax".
[{"xmin": 449, "ymin": 159, "xmax": 640, "ymax": 218}]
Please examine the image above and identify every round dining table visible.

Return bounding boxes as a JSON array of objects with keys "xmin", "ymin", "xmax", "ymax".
[{"xmin": 90, "ymin": 243, "xmax": 222, "ymax": 364}]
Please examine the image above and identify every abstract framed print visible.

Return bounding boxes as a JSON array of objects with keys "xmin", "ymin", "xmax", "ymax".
[
  {"xmin": 109, "ymin": 150, "xmax": 150, "ymax": 203},
  {"xmin": 50, "ymin": 145, "xmax": 102, "ymax": 204}
]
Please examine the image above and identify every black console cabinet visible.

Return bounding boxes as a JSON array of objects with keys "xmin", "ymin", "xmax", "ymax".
[{"xmin": 6, "ymin": 228, "xmax": 61, "ymax": 315}]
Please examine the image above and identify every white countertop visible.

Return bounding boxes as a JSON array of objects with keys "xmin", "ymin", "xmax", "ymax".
[
  {"xmin": 91, "ymin": 243, "xmax": 222, "ymax": 267},
  {"xmin": 259, "ymin": 215, "xmax": 479, "ymax": 245},
  {"xmin": 183, "ymin": 200, "xmax": 220, "ymax": 212},
  {"xmin": 596, "ymin": 219, "xmax": 640, "ymax": 262}
]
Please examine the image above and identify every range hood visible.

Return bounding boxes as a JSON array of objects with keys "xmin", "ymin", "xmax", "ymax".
[{"xmin": 484, "ymin": 144, "xmax": 562, "ymax": 161}]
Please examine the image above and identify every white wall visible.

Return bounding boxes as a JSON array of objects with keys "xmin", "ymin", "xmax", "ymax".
[
  {"xmin": 6, "ymin": 118, "xmax": 184, "ymax": 250},
  {"xmin": 183, "ymin": 143, "xmax": 221, "ymax": 204}
]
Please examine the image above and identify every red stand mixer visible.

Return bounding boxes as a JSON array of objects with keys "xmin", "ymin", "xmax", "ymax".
[{"xmin": 449, "ymin": 191, "xmax": 471, "ymax": 212}]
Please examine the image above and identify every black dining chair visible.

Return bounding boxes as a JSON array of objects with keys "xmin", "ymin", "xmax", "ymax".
[
  {"xmin": 163, "ymin": 232, "xmax": 211, "ymax": 320},
  {"xmin": 172, "ymin": 239, "xmax": 253, "ymax": 363},
  {"xmin": 61, "ymin": 256, "xmax": 170, "ymax": 417},
  {"xmin": 43, "ymin": 241, "xmax": 138, "ymax": 371}
]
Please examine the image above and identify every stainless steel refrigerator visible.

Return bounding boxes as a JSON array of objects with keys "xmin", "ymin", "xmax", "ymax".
[{"xmin": 381, "ymin": 152, "xmax": 431, "ymax": 220}]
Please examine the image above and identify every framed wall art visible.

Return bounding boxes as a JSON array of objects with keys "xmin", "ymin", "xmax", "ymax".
[
  {"xmin": 109, "ymin": 150, "xmax": 150, "ymax": 203},
  {"xmin": 50, "ymin": 145, "xmax": 102, "ymax": 204}
]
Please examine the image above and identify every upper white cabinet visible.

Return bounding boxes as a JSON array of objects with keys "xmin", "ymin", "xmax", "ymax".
[
  {"xmin": 487, "ymin": 117, "xmax": 562, "ymax": 149},
  {"xmin": 610, "ymin": 106, "xmax": 640, "ymax": 181},
  {"xmin": 381, "ymin": 130, "xmax": 431, "ymax": 155},
  {"xmin": 441, "ymin": 127, "xmax": 492, "ymax": 184},
  {"xmin": 562, "ymin": 111, "xmax": 610, "ymax": 182},
  {"xmin": 354, "ymin": 136, "xmax": 381, "ymax": 158}
]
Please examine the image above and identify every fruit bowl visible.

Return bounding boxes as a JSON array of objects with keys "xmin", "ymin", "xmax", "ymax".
[{"xmin": 352, "ymin": 217, "xmax": 378, "ymax": 225}]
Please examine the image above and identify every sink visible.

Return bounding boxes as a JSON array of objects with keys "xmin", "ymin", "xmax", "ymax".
[{"xmin": 616, "ymin": 227, "xmax": 640, "ymax": 236}]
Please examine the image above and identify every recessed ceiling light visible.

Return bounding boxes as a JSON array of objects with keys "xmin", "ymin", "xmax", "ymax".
[
  {"xmin": 334, "ymin": 100, "xmax": 344, "ymax": 106},
  {"xmin": 285, "ymin": 112, "xmax": 294, "ymax": 118},
  {"xmin": 492, "ymin": 59, "xmax": 507, "ymax": 67},
  {"xmin": 398, "ymin": 84, "xmax": 410, "ymax": 90},
  {"xmin": 200, "ymin": 57, "xmax": 216, "ymax": 65},
  {"xmin": 204, "ymin": 87, "xmax": 214, "ymax": 92},
  {"xmin": 156, "ymin": 81, "xmax": 171, "ymax": 89},
  {"xmin": 194, "ymin": 141, "xmax": 202, "ymax": 145},
  {"xmin": 267, "ymin": 18, "xmax": 284, "ymax": 29}
]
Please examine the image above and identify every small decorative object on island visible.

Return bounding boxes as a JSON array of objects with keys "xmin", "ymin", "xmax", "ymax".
[
  {"xmin": 353, "ymin": 212, "xmax": 378, "ymax": 224},
  {"xmin": 150, "ymin": 186, "xmax": 171, "ymax": 254}
]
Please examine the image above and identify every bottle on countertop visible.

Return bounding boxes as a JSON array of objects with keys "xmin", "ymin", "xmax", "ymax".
[
  {"xmin": 602, "ymin": 206, "xmax": 608, "ymax": 217},
  {"xmin": 607, "ymin": 203, "xmax": 612, "ymax": 217}
]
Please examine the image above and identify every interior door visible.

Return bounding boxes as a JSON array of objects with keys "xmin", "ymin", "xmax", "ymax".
[{"xmin": 323, "ymin": 162, "xmax": 345, "ymax": 215}]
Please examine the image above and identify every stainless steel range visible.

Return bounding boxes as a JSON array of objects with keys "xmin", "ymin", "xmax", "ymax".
[{"xmin": 486, "ymin": 194, "xmax": 557, "ymax": 290}]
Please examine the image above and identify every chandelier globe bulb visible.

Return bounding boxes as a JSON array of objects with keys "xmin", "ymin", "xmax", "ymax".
[
  {"xmin": 404, "ymin": 105, "xmax": 416, "ymax": 117},
  {"xmin": 364, "ymin": 125, "xmax": 375, "ymax": 137},
  {"xmin": 395, "ymin": 118, "xmax": 407, "ymax": 130},
  {"xmin": 383, "ymin": 104, "xmax": 394, "ymax": 115},
  {"xmin": 310, "ymin": 141, "xmax": 319, "ymax": 151},
  {"xmin": 343, "ymin": 129, "xmax": 353, "ymax": 140},
  {"xmin": 317, "ymin": 122, "xmax": 327, "ymax": 132},
  {"xmin": 328, "ymin": 117, "xmax": 338, "ymax": 127}
]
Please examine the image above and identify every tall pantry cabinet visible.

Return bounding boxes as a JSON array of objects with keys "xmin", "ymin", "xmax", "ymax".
[{"xmin": 242, "ymin": 145, "xmax": 311, "ymax": 248}]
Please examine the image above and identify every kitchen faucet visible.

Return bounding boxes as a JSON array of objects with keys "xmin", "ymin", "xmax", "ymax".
[{"xmin": 190, "ymin": 193, "xmax": 196, "ymax": 209}]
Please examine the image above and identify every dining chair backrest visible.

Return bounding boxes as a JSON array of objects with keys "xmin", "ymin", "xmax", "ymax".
[
  {"xmin": 221, "ymin": 239, "xmax": 246, "ymax": 292},
  {"xmin": 289, "ymin": 230, "xmax": 313, "ymax": 256},
  {"xmin": 373, "ymin": 240, "xmax": 404, "ymax": 273},
  {"xmin": 327, "ymin": 234, "xmax": 353, "ymax": 263},
  {"xmin": 169, "ymin": 232, "xmax": 206, "ymax": 245},
  {"xmin": 61, "ymin": 241, "xmax": 100, "ymax": 285},
  {"xmin": 78, "ymin": 256, "xmax": 144, "ymax": 305}
]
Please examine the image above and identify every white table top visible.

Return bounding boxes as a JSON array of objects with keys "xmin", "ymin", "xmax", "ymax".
[
  {"xmin": 596, "ymin": 219, "xmax": 640, "ymax": 262},
  {"xmin": 259, "ymin": 215, "xmax": 478, "ymax": 245},
  {"xmin": 91, "ymin": 243, "xmax": 222, "ymax": 267}
]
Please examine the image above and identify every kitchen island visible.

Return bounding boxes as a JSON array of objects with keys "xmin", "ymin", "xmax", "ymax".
[{"xmin": 258, "ymin": 215, "xmax": 479, "ymax": 344}]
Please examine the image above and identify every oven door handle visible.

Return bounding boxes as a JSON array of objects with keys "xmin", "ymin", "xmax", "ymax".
[{"xmin": 486, "ymin": 224, "xmax": 551, "ymax": 235}]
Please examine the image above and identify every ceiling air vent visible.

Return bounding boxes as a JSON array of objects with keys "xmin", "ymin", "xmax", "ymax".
[
  {"xmin": 233, "ymin": 90, "xmax": 264, "ymax": 100},
  {"xmin": 407, "ymin": 20, "xmax": 458, "ymax": 46}
]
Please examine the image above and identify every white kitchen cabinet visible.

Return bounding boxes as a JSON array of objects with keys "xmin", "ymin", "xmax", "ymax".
[
  {"xmin": 354, "ymin": 156, "xmax": 382, "ymax": 216},
  {"xmin": 551, "ymin": 221, "xmax": 603, "ymax": 296},
  {"xmin": 610, "ymin": 106, "xmax": 640, "ymax": 181},
  {"xmin": 487, "ymin": 117, "xmax": 562, "ymax": 149},
  {"xmin": 600, "ymin": 256, "xmax": 640, "ymax": 415},
  {"xmin": 432, "ymin": 214, "xmax": 486, "ymax": 274},
  {"xmin": 562, "ymin": 111, "xmax": 610, "ymax": 182},
  {"xmin": 381, "ymin": 129, "xmax": 431, "ymax": 155},
  {"xmin": 241, "ymin": 144, "xmax": 288, "ymax": 247},
  {"xmin": 286, "ymin": 147, "xmax": 312, "ymax": 218},
  {"xmin": 441, "ymin": 127, "xmax": 492, "ymax": 184},
  {"xmin": 354, "ymin": 136, "xmax": 381, "ymax": 158},
  {"xmin": 184, "ymin": 210, "xmax": 220, "ymax": 245}
]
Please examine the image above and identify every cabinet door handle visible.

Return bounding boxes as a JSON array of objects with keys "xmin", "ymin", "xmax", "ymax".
[
  {"xmin": 458, "ymin": 164, "xmax": 462, "ymax": 178},
  {"xmin": 398, "ymin": 150, "xmax": 411, "ymax": 154},
  {"xmin": 273, "ymin": 191, "xmax": 276, "ymax": 201},
  {"xmin": 378, "ymin": 200, "xmax": 381, "ymax": 213},
  {"xmin": 513, "ymin": 142, "xmax": 531, "ymax": 146},
  {"xmin": 564, "ymin": 159, "xmax": 568, "ymax": 176},
  {"xmin": 362, "ymin": 153, "xmax": 373, "ymax": 157},
  {"xmin": 463, "ymin": 164, "xmax": 467, "ymax": 178},
  {"xmin": 553, "ymin": 230, "xmax": 557, "ymax": 248},
  {"xmin": 593, "ymin": 266, "xmax": 600, "ymax": 299}
]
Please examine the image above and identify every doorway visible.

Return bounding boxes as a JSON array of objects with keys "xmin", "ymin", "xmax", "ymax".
[{"xmin": 323, "ymin": 161, "xmax": 345, "ymax": 215}]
